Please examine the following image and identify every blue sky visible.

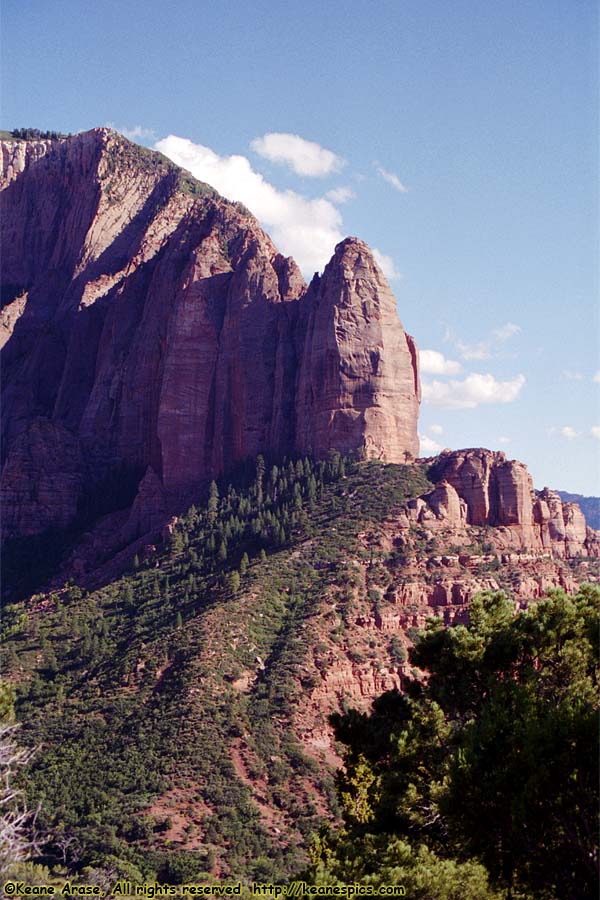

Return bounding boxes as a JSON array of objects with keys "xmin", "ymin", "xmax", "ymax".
[{"xmin": 2, "ymin": 0, "xmax": 599, "ymax": 493}]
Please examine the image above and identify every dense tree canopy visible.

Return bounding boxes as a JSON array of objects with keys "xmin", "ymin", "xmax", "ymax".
[{"xmin": 309, "ymin": 587, "xmax": 599, "ymax": 900}]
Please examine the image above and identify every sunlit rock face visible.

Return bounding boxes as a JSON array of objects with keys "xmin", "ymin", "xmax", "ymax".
[
  {"xmin": 426, "ymin": 448, "xmax": 598, "ymax": 558},
  {"xmin": 295, "ymin": 237, "xmax": 420, "ymax": 462}
]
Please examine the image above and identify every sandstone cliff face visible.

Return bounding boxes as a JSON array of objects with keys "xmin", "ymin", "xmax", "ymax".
[
  {"xmin": 424, "ymin": 448, "xmax": 599, "ymax": 558},
  {"xmin": 0, "ymin": 129, "xmax": 420, "ymax": 538},
  {"xmin": 296, "ymin": 239, "xmax": 420, "ymax": 461},
  {"xmin": 291, "ymin": 471, "xmax": 598, "ymax": 768}
]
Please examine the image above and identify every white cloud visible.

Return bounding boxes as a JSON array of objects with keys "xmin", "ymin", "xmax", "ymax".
[
  {"xmin": 429, "ymin": 424, "xmax": 444, "ymax": 435},
  {"xmin": 156, "ymin": 134, "xmax": 402, "ymax": 281},
  {"xmin": 376, "ymin": 166, "xmax": 408, "ymax": 193},
  {"xmin": 593, "ymin": 371, "xmax": 600, "ymax": 383},
  {"xmin": 492, "ymin": 322, "xmax": 521, "ymax": 341},
  {"xmin": 456, "ymin": 340, "xmax": 491, "ymax": 361},
  {"xmin": 250, "ymin": 132, "xmax": 344, "ymax": 177},
  {"xmin": 591, "ymin": 426, "xmax": 600, "ymax": 440},
  {"xmin": 560, "ymin": 426, "xmax": 579, "ymax": 440},
  {"xmin": 562, "ymin": 370, "xmax": 584, "ymax": 381},
  {"xmin": 497, "ymin": 436, "xmax": 512, "ymax": 445},
  {"xmin": 372, "ymin": 249, "xmax": 401, "ymax": 281},
  {"xmin": 325, "ymin": 186, "xmax": 356, "ymax": 204},
  {"xmin": 446, "ymin": 322, "xmax": 521, "ymax": 361},
  {"xmin": 419, "ymin": 349, "xmax": 463, "ymax": 376},
  {"xmin": 155, "ymin": 134, "xmax": 345, "ymax": 276},
  {"xmin": 422, "ymin": 373, "xmax": 526, "ymax": 409},
  {"xmin": 114, "ymin": 124, "xmax": 156, "ymax": 142},
  {"xmin": 419, "ymin": 434, "xmax": 442, "ymax": 454}
]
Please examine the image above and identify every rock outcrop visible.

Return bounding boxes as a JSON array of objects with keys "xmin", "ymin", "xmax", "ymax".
[
  {"xmin": 0, "ymin": 129, "xmax": 420, "ymax": 538},
  {"xmin": 296, "ymin": 239, "xmax": 420, "ymax": 461},
  {"xmin": 423, "ymin": 448, "xmax": 599, "ymax": 558}
]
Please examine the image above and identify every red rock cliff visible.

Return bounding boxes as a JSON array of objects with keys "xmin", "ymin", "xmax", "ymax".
[
  {"xmin": 1, "ymin": 129, "xmax": 420, "ymax": 537},
  {"xmin": 426, "ymin": 448, "xmax": 598, "ymax": 557},
  {"xmin": 296, "ymin": 238, "xmax": 420, "ymax": 461}
]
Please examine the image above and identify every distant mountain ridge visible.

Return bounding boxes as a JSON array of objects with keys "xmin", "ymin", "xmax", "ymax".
[{"xmin": 558, "ymin": 492, "xmax": 600, "ymax": 530}]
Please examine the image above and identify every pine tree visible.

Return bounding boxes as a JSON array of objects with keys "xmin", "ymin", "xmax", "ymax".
[
  {"xmin": 170, "ymin": 530, "xmax": 184, "ymax": 553},
  {"xmin": 255, "ymin": 455, "xmax": 265, "ymax": 506},
  {"xmin": 208, "ymin": 480, "xmax": 219, "ymax": 523},
  {"xmin": 123, "ymin": 583, "xmax": 135, "ymax": 612},
  {"xmin": 43, "ymin": 647, "xmax": 58, "ymax": 678}
]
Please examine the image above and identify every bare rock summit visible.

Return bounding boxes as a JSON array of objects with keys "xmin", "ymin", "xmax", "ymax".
[{"xmin": 296, "ymin": 238, "xmax": 420, "ymax": 461}]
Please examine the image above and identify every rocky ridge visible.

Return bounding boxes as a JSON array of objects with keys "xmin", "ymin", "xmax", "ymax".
[
  {"xmin": 1, "ymin": 128, "xmax": 420, "ymax": 542},
  {"xmin": 1, "ymin": 131, "xmax": 597, "ymax": 593}
]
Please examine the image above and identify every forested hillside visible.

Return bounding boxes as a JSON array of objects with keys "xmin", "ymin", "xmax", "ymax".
[
  {"xmin": 3, "ymin": 455, "xmax": 431, "ymax": 881},
  {"xmin": 2, "ymin": 454, "xmax": 598, "ymax": 898}
]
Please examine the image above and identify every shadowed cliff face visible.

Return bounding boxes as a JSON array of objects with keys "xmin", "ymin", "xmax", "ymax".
[{"xmin": 0, "ymin": 129, "xmax": 420, "ymax": 538}]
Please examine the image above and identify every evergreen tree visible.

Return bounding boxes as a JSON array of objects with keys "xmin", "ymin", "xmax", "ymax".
[
  {"xmin": 122, "ymin": 583, "xmax": 135, "ymax": 612},
  {"xmin": 315, "ymin": 588, "xmax": 600, "ymax": 900},
  {"xmin": 170, "ymin": 530, "xmax": 184, "ymax": 553},
  {"xmin": 43, "ymin": 647, "xmax": 58, "ymax": 678},
  {"xmin": 207, "ymin": 480, "xmax": 219, "ymax": 523},
  {"xmin": 255, "ymin": 455, "xmax": 265, "ymax": 506}
]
